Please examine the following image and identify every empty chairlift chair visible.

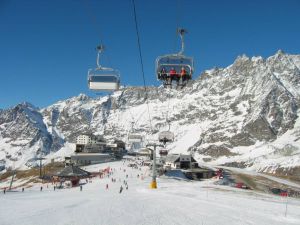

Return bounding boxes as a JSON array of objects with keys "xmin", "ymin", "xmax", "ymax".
[
  {"xmin": 156, "ymin": 28, "xmax": 194, "ymax": 88},
  {"xmin": 128, "ymin": 134, "xmax": 143, "ymax": 143},
  {"xmin": 87, "ymin": 45, "xmax": 120, "ymax": 91},
  {"xmin": 128, "ymin": 134, "xmax": 144, "ymax": 153}
]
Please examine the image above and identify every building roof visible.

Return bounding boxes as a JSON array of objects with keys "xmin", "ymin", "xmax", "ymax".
[
  {"xmin": 165, "ymin": 154, "xmax": 180, "ymax": 163},
  {"xmin": 165, "ymin": 154, "xmax": 197, "ymax": 163},
  {"xmin": 57, "ymin": 165, "xmax": 91, "ymax": 178}
]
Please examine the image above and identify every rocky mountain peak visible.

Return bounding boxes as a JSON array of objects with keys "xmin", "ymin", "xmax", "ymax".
[
  {"xmin": 76, "ymin": 93, "xmax": 90, "ymax": 102},
  {"xmin": 0, "ymin": 51, "xmax": 300, "ymax": 174}
]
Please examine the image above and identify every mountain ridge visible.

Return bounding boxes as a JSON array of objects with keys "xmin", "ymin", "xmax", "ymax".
[{"xmin": 1, "ymin": 51, "xmax": 300, "ymax": 176}]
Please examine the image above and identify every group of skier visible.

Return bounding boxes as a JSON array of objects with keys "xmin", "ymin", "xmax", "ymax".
[
  {"xmin": 2, "ymin": 157, "xmax": 145, "ymax": 195},
  {"xmin": 159, "ymin": 66, "xmax": 191, "ymax": 86}
]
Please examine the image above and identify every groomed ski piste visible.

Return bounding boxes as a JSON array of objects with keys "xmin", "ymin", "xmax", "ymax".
[{"xmin": 1, "ymin": 157, "xmax": 300, "ymax": 225}]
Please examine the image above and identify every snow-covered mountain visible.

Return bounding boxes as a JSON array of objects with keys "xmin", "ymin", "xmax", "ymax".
[{"xmin": 1, "ymin": 50, "xmax": 300, "ymax": 175}]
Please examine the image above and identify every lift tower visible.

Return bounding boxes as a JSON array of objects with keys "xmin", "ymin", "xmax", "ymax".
[{"xmin": 146, "ymin": 143, "xmax": 164, "ymax": 189}]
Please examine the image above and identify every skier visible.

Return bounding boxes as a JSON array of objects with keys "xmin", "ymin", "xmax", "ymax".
[
  {"xmin": 106, "ymin": 184, "xmax": 109, "ymax": 190},
  {"xmin": 180, "ymin": 67, "xmax": 187, "ymax": 83},
  {"xmin": 159, "ymin": 67, "xmax": 167, "ymax": 80},
  {"xmin": 54, "ymin": 186, "xmax": 56, "ymax": 191},
  {"xmin": 3, "ymin": 188, "xmax": 6, "ymax": 194},
  {"xmin": 80, "ymin": 185, "xmax": 83, "ymax": 191},
  {"xmin": 40, "ymin": 186, "xmax": 43, "ymax": 192},
  {"xmin": 169, "ymin": 67, "xmax": 178, "ymax": 83},
  {"xmin": 119, "ymin": 185, "xmax": 123, "ymax": 194},
  {"xmin": 22, "ymin": 187, "xmax": 24, "ymax": 192}
]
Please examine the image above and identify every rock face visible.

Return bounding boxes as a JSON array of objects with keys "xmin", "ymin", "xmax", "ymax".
[{"xmin": 0, "ymin": 51, "xmax": 300, "ymax": 173}]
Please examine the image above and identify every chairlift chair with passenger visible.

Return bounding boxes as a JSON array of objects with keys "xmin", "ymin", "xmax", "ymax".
[
  {"xmin": 158, "ymin": 131, "xmax": 174, "ymax": 144},
  {"xmin": 159, "ymin": 149, "xmax": 169, "ymax": 156},
  {"xmin": 155, "ymin": 28, "xmax": 194, "ymax": 88},
  {"xmin": 87, "ymin": 45, "xmax": 120, "ymax": 91}
]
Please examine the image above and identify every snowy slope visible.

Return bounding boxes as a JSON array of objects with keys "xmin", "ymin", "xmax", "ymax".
[
  {"xmin": 1, "ymin": 160, "xmax": 300, "ymax": 225},
  {"xmin": 0, "ymin": 51, "xmax": 300, "ymax": 174}
]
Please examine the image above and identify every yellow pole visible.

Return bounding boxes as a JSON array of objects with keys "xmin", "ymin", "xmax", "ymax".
[{"xmin": 149, "ymin": 144, "xmax": 157, "ymax": 189}]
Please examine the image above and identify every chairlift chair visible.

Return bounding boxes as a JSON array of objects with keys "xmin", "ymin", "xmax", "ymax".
[
  {"xmin": 155, "ymin": 28, "xmax": 194, "ymax": 87},
  {"xmin": 128, "ymin": 134, "xmax": 143, "ymax": 143},
  {"xmin": 156, "ymin": 55, "xmax": 193, "ymax": 84},
  {"xmin": 88, "ymin": 69, "xmax": 120, "ymax": 91},
  {"xmin": 159, "ymin": 149, "xmax": 169, "ymax": 156},
  {"xmin": 158, "ymin": 131, "xmax": 174, "ymax": 144},
  {"xmin": 87, "ymin": 45, "xmax": 120, "ymax": 91}
]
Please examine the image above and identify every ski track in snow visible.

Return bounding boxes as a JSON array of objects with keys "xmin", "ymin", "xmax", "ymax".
[{"xmin": 1, "ymin": 160, "xmax": 300, "ymax": 225}]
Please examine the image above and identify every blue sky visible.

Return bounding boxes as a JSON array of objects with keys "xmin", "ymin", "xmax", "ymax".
[{"xmin": 1, "ymin": 0, "xmax": 300, "ymax": 109}]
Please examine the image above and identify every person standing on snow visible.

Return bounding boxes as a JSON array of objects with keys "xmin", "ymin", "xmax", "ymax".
[{"xmin": 119, "ymin": 185, "xmax": 123, "ymax": 194}]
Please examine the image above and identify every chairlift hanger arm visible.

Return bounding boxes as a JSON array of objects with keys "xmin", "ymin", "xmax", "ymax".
[
  {"xmin": 96, "ymin": 45, "xmax": 105, "ymax": 69},
  {"xmin": 177, "ymin": 28, "xmax": 187, "ymax": 55}
]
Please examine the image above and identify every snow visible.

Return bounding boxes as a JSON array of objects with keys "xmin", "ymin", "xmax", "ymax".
[
  {"xmin": 168, "ymin": 124, "xmax": 202, "ymax": 154},
  {"xmin": 44, "ymin": 143, "xmax": 75, "ymax": 163},
  {"xmin": 1, "ymin": 160, "xmax": 300, "ymax": 225}
]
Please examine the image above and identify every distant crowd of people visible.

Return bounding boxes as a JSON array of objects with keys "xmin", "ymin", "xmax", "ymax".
[{"xmin": 2, "ymin": 157, "xmax": 146, "ymax": 195}]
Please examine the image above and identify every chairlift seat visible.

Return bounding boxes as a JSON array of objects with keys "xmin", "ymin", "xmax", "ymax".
[{"xmin": 88, "ymin": 68, "xmax": 120, "ymax": 91}]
